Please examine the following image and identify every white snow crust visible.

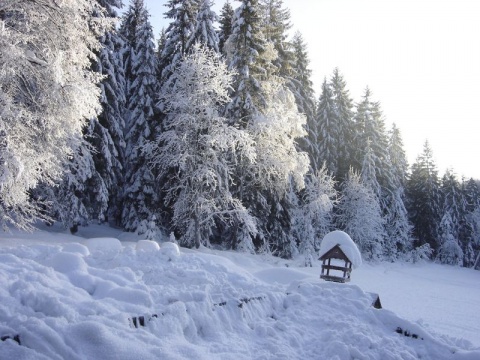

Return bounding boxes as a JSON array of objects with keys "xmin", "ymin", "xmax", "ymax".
[
  {"xmin": 0, "ymin": 225, "xmax": 479, "ymax": 359},
  {"xmin": 318, "ymin": 230, "xmax": 363, "ymax": 268}
]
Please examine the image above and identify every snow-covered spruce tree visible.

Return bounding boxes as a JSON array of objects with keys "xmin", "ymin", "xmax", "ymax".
[
  {"xmin": 436, "ymin": 212, "xmax": 464, "ymax": 266},
  {"xmin": 0, "ymin": 0, "xmax": 106, "ymax": 229},
  {"xmin": 294, "ymin": 167, "xmax": 337, "ymax": 266},
  {"xmin": 377, "ymin": 123, "xmax": 412, "ymax": 259},
  {"xmin": 224, "ymin": 0, "xmax": 267, "ymax": 126},
  {"xmin": 186, "ymin": 0, "xmax": 219, "ymax": 53},
  {"xmin": 145, "ymin": 45, "xmax": 256, "ymax": 250},
  {"xmin": 406, "ymin": 141, "xmax": 441, "ymax": 254},
  {"xmin": 438, "ymin": 169, "xmax": 469, "ymax": 265},
  {"xmin": 336, "ymin": 170, "xmax": 385, "ymax": 260},
  {"xmin": 330, "ymin": 68, "xmax": 355, "ymax": 183},
  {"xmin": 259, "ymin": 0, "xmax": 293, "ymax": 79},
  {"xmin": 360, "ymin": 141, "xmax": 382, "ymax": 200},
  {"xmin": 388, "ymin": 123, "xmax": 409, "ymax": 188},
  {"xmin": 463, "ymin": 178, "xmax": 480, "ymax": 267},
  {"xmin": 288, "ymin": 32, "xmax": 316, "ymax": 160},
  {"xmin": 120, "ymin": 0, "xmax": 159, "ymax": 236},
  {"xmin": 314, "ymin": 78, "xmax": 338, "ymax": 175},
  {"xmin": 353, "ymin": 87, "xmax": 393, "ymax": 189},
  {"xmin": 218, "ymin": 0, "xmax": 234, "ymax": 54},
  {"xmin": 92, "ymin": 0, "xmax": 127, "ymax": 224},
  {"xmin": 159, "ymin": 0, "xmax": 199, "ymax": 87}
]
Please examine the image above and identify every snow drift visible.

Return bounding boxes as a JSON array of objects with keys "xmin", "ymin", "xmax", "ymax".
[{"xmin": 0, "ymin": 229, "xmax": 479, "ymax": 359}]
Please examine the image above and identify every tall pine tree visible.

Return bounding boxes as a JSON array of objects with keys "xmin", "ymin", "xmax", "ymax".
[
  {"xmin": 407, "ymin": 141, "xmax": 441, "ymax": 254},
  {"xmin": 330, "ymin": 68, "xmax": 354, "ymax": 183},
  {"xmin": 120, "ymin": 0, "xmax": 159, "ymax": 236},
  {"xmin": 186, "ymin": 0, "xmax": 219, "ymax": 53},
  {"xmin": 218, "ymin": 0, "xmax": 234, "ymax": 54},
  {"xmin": 314, "ymin": 78, "xmax": 338, "ymax": 175}
]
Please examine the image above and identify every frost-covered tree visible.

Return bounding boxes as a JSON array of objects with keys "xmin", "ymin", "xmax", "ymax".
[
  {"xmin": 120, "ymin": 0, "xmax": 159, "ymax": 235},
  {"xmin": 407, "ymin": 141, "xmax": 441, "ymax": 253},
  {"xmin": 145, "ymin": 45, "xmax": 256, "ymax": 250},
  {"xmin": 0, "ymin": 0, "xmax": 106, "ymax": 228},
  {"xmin": 436, "ymin": 211, "xmax": 464, "ymax": 265},
  {"xmin": 294, "ymin": 167, "xmax": 336, "ymax": 265},
  {"xmin": 329, "ymin": 68, "xmax": 355, "ymax": 182},
  {"xmin": 35, "ymin": 0, "xmax": 125, "ymax": 230},
  {"xmin": 336, "ymin": 170, "xmax": 385, "ymax": 260},
  {"xmin": 247, "ymin": 83, "xmax": 310, "ymax": 257},
  {"xmin": 314, "ymin": 78, "xmax": 338, "ymax": 175},
  {"xmin": 186, "ymin": 0, "xmax": 219, "ymax": 53},
  {"xmin": 218, "ymin": 0, "xmax": 234, "ymax": 54},
  {"xmin": 159, "ymin": 0, "xmax": 199, "ymax": 86}
]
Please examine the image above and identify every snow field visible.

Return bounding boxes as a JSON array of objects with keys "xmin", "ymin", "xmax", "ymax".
[{"xmin": 0, "ymin": 231, "xmax": 479, "ymax": 359}]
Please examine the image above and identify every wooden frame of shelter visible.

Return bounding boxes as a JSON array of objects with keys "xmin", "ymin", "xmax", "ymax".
[{"xmin": 319, "ymin": 244, "xmax": 353, "ymax": 283}]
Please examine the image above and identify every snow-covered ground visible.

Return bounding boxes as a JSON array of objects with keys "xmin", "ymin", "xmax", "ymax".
[{"xmin": 0, "ymin": 224, "xmax": 479, "ymax": 359}]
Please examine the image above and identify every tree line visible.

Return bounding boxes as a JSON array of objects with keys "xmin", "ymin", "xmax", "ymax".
[{"xmin": 1, "ymin": 0, "xmax": 479, "ymax": 268}]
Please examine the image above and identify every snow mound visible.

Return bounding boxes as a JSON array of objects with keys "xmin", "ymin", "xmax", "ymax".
[
  {"xmin": 83, "ymin": 237, "xmax": 122, "ymax": 258},
  {"xmin": 159, "ymin": 241, "xmax": 180, "ymax": 258},
  {"xmin": 135, "ymin": 240, "xmax": 160, "ymax": 252},
  {"xmin": 318, "ymin": 230, "xmax": 362, "ymax": 268}
]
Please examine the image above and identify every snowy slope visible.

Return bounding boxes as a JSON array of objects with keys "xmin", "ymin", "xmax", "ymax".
[{"xmin": 0, "ymin": 225, "xmax": 479, "ymax": 360}]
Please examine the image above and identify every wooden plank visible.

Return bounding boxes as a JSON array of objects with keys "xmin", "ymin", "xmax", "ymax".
[
  {"xmin": 322, "ymin": 265, "xmax": 352, "ymax": 272},
  {"xmin": 320, "ymin": 275, "xmax": 350, "ymax": 283}
]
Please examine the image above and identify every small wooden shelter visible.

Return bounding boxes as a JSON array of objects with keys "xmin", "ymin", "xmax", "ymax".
[{"xmin": 319, "ymin": 244, "xmax": 353, "ymax": 283}]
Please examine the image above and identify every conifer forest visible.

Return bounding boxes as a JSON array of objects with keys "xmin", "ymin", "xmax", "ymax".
[{"xmin": 2, "ymin": 0, "xmax": 480, "ymax": 269}]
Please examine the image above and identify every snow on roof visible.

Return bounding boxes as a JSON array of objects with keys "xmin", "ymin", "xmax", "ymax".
[{"xmin": 318, "ymin": 230, "xmax": 362, "ymax": 268}]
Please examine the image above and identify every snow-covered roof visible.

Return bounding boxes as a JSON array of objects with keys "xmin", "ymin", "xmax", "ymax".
[{"xmin": 318, "ymin": 230, "xmax": 362, "ymax": 268}]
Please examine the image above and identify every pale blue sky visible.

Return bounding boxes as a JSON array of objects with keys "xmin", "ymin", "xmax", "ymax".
[{"xmin": 137, "ymin": 0, "xmax": 480, "ymax": 179}]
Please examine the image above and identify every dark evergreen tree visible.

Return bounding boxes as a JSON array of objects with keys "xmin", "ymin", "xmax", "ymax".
[
  {"xmin": 406, "ymin": 141, "xmax": 441, "ymax": 254},
  {"xmin": 314, "ymin": 78, "xmax": 337, "ymax": 174},
  {"xmin": 353, "ymin": 87, "xmax": 393, "ymax": 190},
  {"xmin": 155, "ymin": 28, "xmax": 167, "ymax": 82},
  {"xmin": 330, "ymin": 68, "xmax": 354, "ymax": 183},
  {"xmin": 384, "ymin": 123, "xmax": 413, "ymax": 258},
  {"xmin": 259, "ymin": 0, "xmax": 293, "ymax": 78},
  {"xmin": 186, "ymin": 0, "xmax": 219, "ymax": 52},
  {"xmin": 91, "ymin": 0, "xmax": 126, "ymax": 224},
  {"xmin": 464, "ymin": 178, "xmax": 480, "ymax": 213},
  {"xmin": 225, "ymin": 0, "xmax": 267, "ymax": 126},
  {"xmin": 218, "ymin": 0, "xmax": 234, "ymax": 54},
  {"xmin": 120, "ymin": 0, "xmax": 159, "ymax": 236},
  {"xmin": 288, "ymin": 32, "xmax": 316, "ymax": 158},
  {"xmin": 159, "ymin": 0, "xmax": 199, "ymax": 87},
  {"xmin": 388, "ymin": 123, "xmax": 409, "ymax": 188}
]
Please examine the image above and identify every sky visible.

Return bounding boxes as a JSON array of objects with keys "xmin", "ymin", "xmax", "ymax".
[{"xmin": 139, "ymin": 0, "xmax": 480, "ymax": 179}]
